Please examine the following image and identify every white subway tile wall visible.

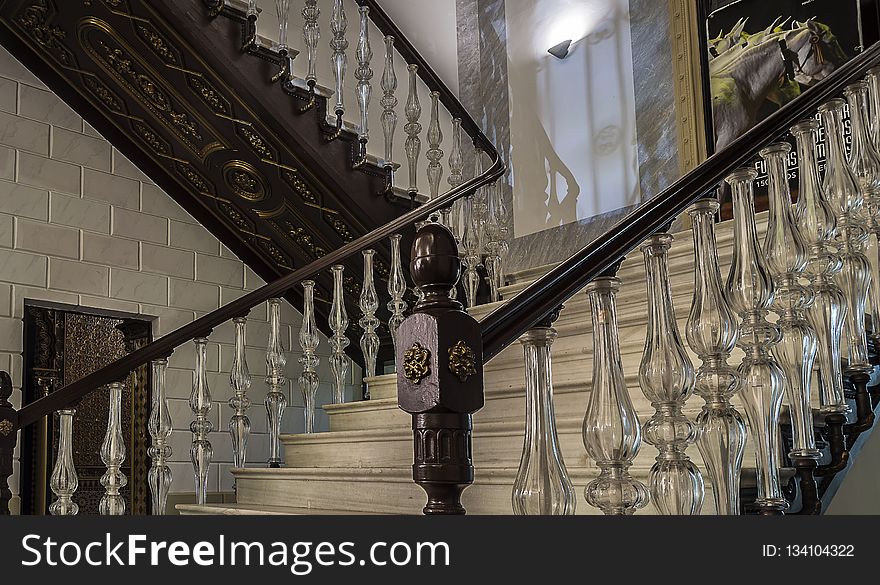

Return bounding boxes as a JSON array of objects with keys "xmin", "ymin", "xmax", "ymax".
[{"xmin": 0, "ymin": 47, "xmax": 362, "ymax": 514}]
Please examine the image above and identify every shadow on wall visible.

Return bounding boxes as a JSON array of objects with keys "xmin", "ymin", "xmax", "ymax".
[{"xmin": 506, "ymin": 0, "xmax": 639, "ymax": 239}]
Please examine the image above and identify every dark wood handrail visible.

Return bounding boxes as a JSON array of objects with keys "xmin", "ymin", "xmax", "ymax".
[
  {"xmin": 480, "ymin": 41, "xmax": 880, "ymax": 362},
  {"xmin": 14, "ymin": 0, "xmax": 504, "ymax": 429}
]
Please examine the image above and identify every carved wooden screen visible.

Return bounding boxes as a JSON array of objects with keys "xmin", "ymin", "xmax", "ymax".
[{"xmin": 20, "ymin": 305, "xmax": 151, "ymax": 515}]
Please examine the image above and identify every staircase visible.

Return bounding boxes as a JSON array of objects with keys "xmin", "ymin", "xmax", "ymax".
[
  {"xmin": 2, "ymin": 0, "xmax": 880, "ymax": 519},
  {"xmin": 178, "ymin": 211, "xmax": 845, "ymax": 515}
]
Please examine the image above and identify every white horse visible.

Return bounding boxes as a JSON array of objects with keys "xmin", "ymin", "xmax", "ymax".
[{"xmin": 711, "ymin": 20, "xmax": 846, "ymax": 149}]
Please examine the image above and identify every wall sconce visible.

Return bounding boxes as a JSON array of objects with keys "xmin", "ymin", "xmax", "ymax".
[{"xmin": 548, "ymin": 39, "xmax": 572, "ymax": 59}]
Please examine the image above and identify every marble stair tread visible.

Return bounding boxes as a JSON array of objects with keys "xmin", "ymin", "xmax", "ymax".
[
  {"xmin": 228, "ymin": 465, "xmax": 786, "ymax": 515},
  {"xmin": 176, "ymin": 503, "xmax": 377, "ymax": 515}
]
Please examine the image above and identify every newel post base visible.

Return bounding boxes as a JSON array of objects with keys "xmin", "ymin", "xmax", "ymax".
[{"xmin": 397, "ymin": 223, "xmax": 484, "ymax": 516}]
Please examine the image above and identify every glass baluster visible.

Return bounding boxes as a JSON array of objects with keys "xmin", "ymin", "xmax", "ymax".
[
  {"xmin": 99, "ymin": 381, "xmax": 127, "ymax": 515},
  {"xmin": 302, "ymin": 0, "xmax": 320, "ymax": 92},
  {"xmin": 381, "ymin": 36, "xmax": 398, "ymax": 167},
  {"xmin": 272, "ymin": 0, "xmax": 292, "ymax": 82},
  {"xmin": 760, "ymin": 143, "xmax": 820, "ymax": 463},
  {"xmin": 404, "ymin": 64, "xmax": 422, "ymax": 199},
  {"xmin": 686, "ymin": 198, "xmax": 746, "ymax": 515},
  {"xmin": 329, "ymin": 266, "xmax": 350, "ymax": 405},
  {"xmin": 360, "ymin": 251, "xmax": 380, "ymax": 382},
  {"xmin": 355, "ymin": 6, "xmax": 373, "ymax": 161},
  {"xmin": 266, "ymin": 299, "xmax": 288, "ymax": 466},
  {"xmin": 387, "ymin": 234, "xmax": 408, "ymax": 354},
  {"xmin": 723, "ymin": 168, "xmax": 788, "ymax": 514},
  {"xmin": 299, "ymin": 281, "xmax": 321, "ymax": 433},
  {"xmin": 427, "ymin": 92, "xmax": 444, "ymax": 222},
  {"xmin": 582, "ymin": 277, "xmax": 650, "ymax": 515},
  {"xmin": 639, "ymin": 233, "xmax": 704, "ymax": 515},
  {"xmin": 447, "ymin": 118, "xmax": 465, "ymax": 243},
  {"xmin": 190, "ymin": 337, "xmax": 213, "ymax": 505},
  {"xmin": 792, "ymin": 120, "xmax": 848, "ymax": 418},
  {"xmin": 229, "ymin": 317, "xmax": 252, "ymax": 470},
  {"xmin": 49, "ymin": 409, "xmax": 78, "ymax": 515},
  {"xmin": 329, "ymin": 0, "xmax": 348, "ymax": 126},
  {"xmin": 148, "ymin": 358, "xmax": 173, "ymax": 515},
  {"xmin": 513, "ymin": 323, "xmax": 575, "ymax": 515},
  {"xmin": 819, "ymin": 100, "xmax": 874, "ymax": 394}
]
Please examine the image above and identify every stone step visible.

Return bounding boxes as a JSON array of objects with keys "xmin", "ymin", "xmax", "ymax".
[{"xmin": 176, "ymin": 503, "xmax": 375, "ymax": 515}]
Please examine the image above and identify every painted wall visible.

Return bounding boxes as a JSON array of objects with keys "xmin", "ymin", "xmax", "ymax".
[
  {"xmin": 505, "ymin": 0, "xmax": 640, "ymax": 240},
  {"xmin": 0, "ymin": 47, "xmax": 359, "ymax": 514}
]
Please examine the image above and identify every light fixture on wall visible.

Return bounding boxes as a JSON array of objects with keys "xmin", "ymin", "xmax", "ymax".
[{"xmin": 548, "ymin": 39, "xmax": 572, "ymax": 60}]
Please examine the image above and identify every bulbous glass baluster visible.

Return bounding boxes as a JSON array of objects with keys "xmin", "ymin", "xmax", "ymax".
[
  {"xmin": 299, "ymin": 281, "xmax": 321, "ymax": 433},
  {"xmin": 246, "ymin": 0, "xmax": 257, "ymax": 17},
  {"xmin": 360, "ymin": 251, "xmax": 380, "ymax": 382},
  {"xmin": 639, "ymin": 233, "xmax": 704, "ymax": 515},
  {"xmin": 329, "ymin": 266, "xmax": 350, "ymax": 405},
  {"xmin": 686, "ymin": 198, "xmax": 746, "ymax": 515},
  {"xmin": 845, "ymin": 82, "xmax": 880, "ymax": 343},
  {"xmin": 404, "ymin": 64, "xmax": 422, "ymax": 197},
  {"xmin": 723, "ymin": 168, "xmax": 788, "ymax": 514},
  {"xmin": 99, "ymin": 381, "xmax": 127, "ymax": 515},
  {"xmin": 513, "ymin": 325, "xmax": 575, "ymax": 515},
  {"xmin": 792, "ymin": 120, "xmax": 848, "ymax": 415},
  {"xmin": 266, "ymin": 299, "xmax": 288, "ymax": 466},
  {"xmin": 302, "ymin": 1, "xmax": 320, "ymax": 87},
  {"xmin": 461, "ymin": 148, "xmax": 485, "ymax": 308},
  {"xmin": 190, "ymin": 337, "xmax": 213, "ymax": 505},
  {"xmin": 229, "ymin": 317, "xmax": 252, "ymax": 469},
  {"xmin": 380, "ymin": 36, "xmax": 398, "ymax": 165},
  {"xmin": 582, "ymin": 277, "xmax": 650, "ymax": 515},
  {"xmin": 49, "ymin": 409, "xmax": 78, "ymax": 515},
  {"xmin": 148, "ymin": 358, "xmax": 173, "ymax": 515},
  {"xmin": 275, "ymin": 0, "xmax": 291, "ymax": 52},
  {"xmin": 387, "ymin": 234, "xmax": 408, "ymax": 354},
  {"xmin": 760, "ymin": 143, "xmax": 820, "ymax": 461},
  {"xmin": 820, "ymin": 99, "xmax": 873, "ymax": 377},
  {"xmin": 329, "ymin": 0, "xmax": 348, "ymax": 118}
]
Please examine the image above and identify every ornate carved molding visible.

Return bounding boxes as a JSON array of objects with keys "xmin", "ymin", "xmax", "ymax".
[{"xmin": 668, "ymin": 0, "xmax": 708, "ymax": 174}]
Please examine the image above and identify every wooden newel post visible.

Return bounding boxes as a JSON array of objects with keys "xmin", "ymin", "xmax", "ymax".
[
  {"xmin": 397, "ymin": 223, "xmax": 484, "ymax": 515},
  {"xmin": 0, "ymin": 371, "xmax": 17, "ymax": 515}
]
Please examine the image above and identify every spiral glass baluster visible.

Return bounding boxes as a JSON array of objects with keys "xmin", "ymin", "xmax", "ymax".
[
  {"xmin": 819, "ymin": 100, "xmax": 874, "ymax": 402},
  {"xmin": 148, "ymin": 358, "xmax": 173, "ymax": 515},
  {"xmin": 582, "ymin": 277, "xmax": 649, "ymax": 515},
  {"xmin": 360, "ymin": 251, "xmax": 380, "ymax": 382},
  {"xmin": 266, "ymin": 299, "xmax": 288, "ymax": 466},
  {"xmin": 328, "ymin": 266, "xmax": 350, "ymax": 405},
  {"xmin": 229, "ymin": 317, "xmax": 252, "ymax": 470},
  {"xmin": 49, "ymin": 409, "xmax": 78, "ymax": 515},
  {"xmin": 512, "ymin": 322, "xmax": 575, "ymax": 515},
  {"xmin": 639, "ymin": 233, "xmax": 704, "ymax": 515},
  {"xmin": 792, "ymin": 121, "xmax": 848, "ymax": 418},
  {"xmin": 299, "ymin": 281, "xmax": 321, "ymax": 433},
  {"xmin": 99, "ymin": 381, "xmax": 127, "ymax": 515},
  {"xmin": 760, "ymin": 143, "xmax": 820, "ymax": 462},
  {"xmin": 387, "ymin": 234, "xmax": 408, "ymax": 354},
  {"xmin": 190, "ymin": 337, "xmax": 213, "ymax": 505},
  {"xmin": 723, "ymin": 168, "xmax": 787, "ymax": 514},
  {"xmin": 686, "ymin": 198, "xmax": 746, "ymax": 515}
]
